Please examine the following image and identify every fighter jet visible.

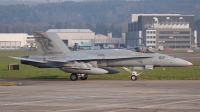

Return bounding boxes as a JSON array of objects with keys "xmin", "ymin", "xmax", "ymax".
[{"xmin": 9, "ymin": 31, "xmax": 193, "ymax": 81}]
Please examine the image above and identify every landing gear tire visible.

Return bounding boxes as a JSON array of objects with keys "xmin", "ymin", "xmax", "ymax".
[
  {"xmin": 70, "ymin": 73, "xmax": 78, "ymax": 81},
  {"xmin": 80, "ymin": 77, "xmax": 88, "ymax": 80},
  {"xmin": 131, "ymin": 75, "xmax": 137, "ymax": 81}
]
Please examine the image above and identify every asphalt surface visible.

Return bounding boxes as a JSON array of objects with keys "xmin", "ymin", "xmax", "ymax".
[{"xmin": 0, "ymin": 79, "xmax": 200, "ymax": 112}]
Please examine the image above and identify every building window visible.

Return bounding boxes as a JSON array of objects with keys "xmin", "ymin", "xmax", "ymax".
[
  {"xmin": 147, "ymin": 41, "xmax": 149, "ymax": 43},
  {"xmin": 180, "ymin": 32, "xmax": 190, "ymax": 34},
  {"xmin": 159, "ymin": 31, "xmax": 190, "ymax": 34},
  {"xmin": 159, "ymin": 36, "xmax": 166, "ymax": 39},
  {"xmin": 153, "ymin": 41, "xmax": 155, "ymax": 43},
  {"xmin": 164, "ymin": 41, "xmax": 190, "ymax": 43},
  {"xmin": 27, "ymin": 37, "xmax": 34, "ymax": 39},
  {"xmin": 153, "ymin": 31, "xmax": 156, "ymax": 34},
  {"xmin": 174, "ymin": 36, "xmax": 190, "ymax": 39},
  {"xmin": 62, "ymin": 40, "xmax": 68, "ymax": 46},
  {"xmin": 153, "ymin": 36, "xmax": 156, "ymax": 39}
]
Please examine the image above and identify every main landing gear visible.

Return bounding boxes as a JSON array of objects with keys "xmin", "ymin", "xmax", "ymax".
[
  {"xmin": 70, "ymin": 73, "xmax": 88, "ymax": 81},
  {"xmin": 70, "ymin": 73, "xmax": 78, "ymax": 81}
]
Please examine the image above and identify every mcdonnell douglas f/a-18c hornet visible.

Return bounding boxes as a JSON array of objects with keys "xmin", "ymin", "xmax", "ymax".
[{"xmin": 10, "ymin": 31, "xmax": 193, "ymax": 81}]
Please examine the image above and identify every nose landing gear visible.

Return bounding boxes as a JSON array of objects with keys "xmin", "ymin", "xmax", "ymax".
[
  {"xmin": 131, "ymin": 75, "xmax": 137, "ymax": 81},
  {"xmin": 122, "ymin": 67, "xmax": 143, "ymax": 81}
]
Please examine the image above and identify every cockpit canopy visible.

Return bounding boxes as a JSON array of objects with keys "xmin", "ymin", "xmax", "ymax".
[{"xmin": 127, "ymin": 46, "xmax": 155, "ymax": 53}]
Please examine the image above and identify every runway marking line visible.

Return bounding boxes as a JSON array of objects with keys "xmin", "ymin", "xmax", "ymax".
[
  {"xmin": 138, "ymin": 98, "xmax": 200, "ymax": 109},
  {"xmin": 107, "ymin": 97, "xmax": 200, "ymax": 112},
  {"xmin": 122, "ymin": 91, "xmax": 132, "ymax": 93},
  {"xmin": 107, "ymin": 108, "xmax": 132, "ymax": 112},
  {"xmin": 0, "ymin": 93, "xmax": 122, "ymax": 107},
  {"xmin": 135, "ymin": 90, "xmax": 161, "ymax": 94},
  {"xmin": 122, "ymin": 90, "xmax": 162, "ymax": 94}
]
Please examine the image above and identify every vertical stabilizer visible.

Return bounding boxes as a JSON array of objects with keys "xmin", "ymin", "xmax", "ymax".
[{"xmin": 34, "ymin": 31, "xmax": 70, "ymax": 56}]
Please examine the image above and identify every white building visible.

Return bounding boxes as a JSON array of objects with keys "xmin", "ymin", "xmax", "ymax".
[
  {"xmin": 46, "ymin": 29, "xmax": 95, "ymax": 50},
  {"xmin": 0, "ymin": 33, "xmax": 34, "ymax": 50}
]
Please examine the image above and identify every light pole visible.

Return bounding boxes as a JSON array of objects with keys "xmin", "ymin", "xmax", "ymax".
[
  {"xmin": 98, "ymin": 35, "xmax": 100, "ymax": 46},
  {"xmin": 175, "ymin": 37, "xmax": 176, "ymax": 50}
]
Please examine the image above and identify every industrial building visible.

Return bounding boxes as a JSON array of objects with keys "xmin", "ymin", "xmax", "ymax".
[
  {"xmin": 46, "ymin": 29, "xmax": 125, "ymax": 49},
  {"xmin": 126, "ymin": 14, "xmax": 197, "ymax": 49},
  {"xmin": 0, "ymin": 33, "xmax": 35, "ymax": 50},
  {"xmin": 95, "ymin": 33, "xmax": 125, "ymax": 49},
  {"xmin": 46, "ymin": 29, "xmax": 95, "ymax": 50}
]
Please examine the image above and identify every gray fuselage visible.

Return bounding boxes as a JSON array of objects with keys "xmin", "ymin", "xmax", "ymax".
[
  {"xmin": 22, "ymin": 49, "xmax": 191, "ymax": 72},
  {"xmin": 67, "ymin": 49, "xmax": 190, "ymax": 67}
]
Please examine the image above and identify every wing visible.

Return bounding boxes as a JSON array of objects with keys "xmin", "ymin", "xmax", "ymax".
[
  {"xmin": 47, "ymin": 55, "xmax": 153, "ymax": 63},
  {"xmin": 9, "ymin": 54, "xmax": 153, "ymax": 63}
]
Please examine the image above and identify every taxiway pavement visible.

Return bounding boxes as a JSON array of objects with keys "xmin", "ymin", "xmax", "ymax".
[{"xmin": 0, "ymin": 79, "xmax": 200, "ymax": 112}]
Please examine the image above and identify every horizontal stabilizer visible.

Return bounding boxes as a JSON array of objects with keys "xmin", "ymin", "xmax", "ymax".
[{"xmin": 9, "ymin": 56, "xmax": 46, "ymax": 63}]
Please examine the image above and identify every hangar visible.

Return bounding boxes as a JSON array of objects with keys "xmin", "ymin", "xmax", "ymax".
[
  {"xmin": 46, "ymin": 29, "xmax": 95, "ymax": 50},
  {"xmin": 0, "ymin": 33, "xmax": 34, "ymax": 50},
  {"xmin": 46, "ymin": 29, "xmax": 125, "ymax": 50}
]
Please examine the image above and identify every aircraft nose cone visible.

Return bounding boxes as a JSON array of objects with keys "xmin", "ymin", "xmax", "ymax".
[
  {"xmin": 172, "ymin": 58, "xmax": 193, "ymax": 67},
  {"xmin": 187, "ymin": 62, "xmax": 193, "ymax": 66}
]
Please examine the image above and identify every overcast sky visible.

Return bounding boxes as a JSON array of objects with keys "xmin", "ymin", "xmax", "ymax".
[
  {"xmin": 0, "ymin": 0, "xmax": 84, "ymax": 5},
  {"xmin": 0, "ymin": 0, "xmax": 84, "ymax": 2}
]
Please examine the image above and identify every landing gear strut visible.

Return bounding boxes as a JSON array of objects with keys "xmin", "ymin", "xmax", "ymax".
[
  {"xmin": 80, "ymin": 76, "xmax": 88, "ymax": 80},
  {"xmin": 80, "ymin": 74, "xmax": 88, "ymax": 80}
]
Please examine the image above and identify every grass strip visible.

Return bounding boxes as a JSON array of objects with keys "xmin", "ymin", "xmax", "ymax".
[
  {"xmin": 0, "ymin": 51, "xmax": 200, "ymax": 80},
  {"xmin": 0, "ymin": 81, "xmax": 19, "ymax": 86}
]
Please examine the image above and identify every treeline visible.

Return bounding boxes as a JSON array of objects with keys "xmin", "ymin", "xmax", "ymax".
[
  {"xmin": 0, "ymin": 0, "xmax": 199, "ymax": 36},
  {"xmin": 1, "ymin": 0, "xmax": 200, "ymax": 24}
]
